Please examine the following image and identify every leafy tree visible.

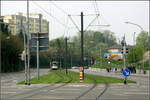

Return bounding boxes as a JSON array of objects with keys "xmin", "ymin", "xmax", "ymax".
[
  {"xmin": 0, "ymin": 19, "xmax": 11, "ymax": 36},
  {"xmin": 1, "ymin": 33, "xmax": 24, "ymax": 72},
  {"xmin": 136, "ymin": 31, "xmax": 149, "ymax": 51},
  {"xmin": 0, "ymin": 21, "xmax": 24, "ymax": 72},
  {"xmin": 127, "ymin": 31, "xmax": 149, "ymax": 64},
  {"xmin": 47, "ymin": 30, "xmax": 117, "ymax": 67}
]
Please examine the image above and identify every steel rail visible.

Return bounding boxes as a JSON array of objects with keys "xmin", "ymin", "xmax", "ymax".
[
  {"xmin": 96, "ymin": 83, "xmax": 109, "ymax": 100},
  {"xmin": 75, "ymin": 76, "xmax": 97, "ymax": 100},
  {"xmin": 20, "ymin": 70, "xmax": 73, "ymax": 99}
]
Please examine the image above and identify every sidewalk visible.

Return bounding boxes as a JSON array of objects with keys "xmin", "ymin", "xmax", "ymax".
[{"xmin": 87, "ymin": 67, "xmax": 149, "ymax": 77}]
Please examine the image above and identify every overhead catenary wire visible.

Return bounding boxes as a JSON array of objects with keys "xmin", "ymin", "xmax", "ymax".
[
  {"xmin": 49, "ymin": 1, "xmax": 69, "ymax": 15},
  {"xmin": 48, "ymin": 1, "xmax": 105, "ymax": 33},
  {"xmin": 50, "ymin": 1, "xmax": 100, "ymax": 32},
  {"xmin": 33, "ymin": 1, "xmax": 77, "ymax": 40},
  {"xmin": 85, "ymin": 14, "xmax": 99, "ymax": 31},
  {"xmin": 93, "ymin": 0, "xmax": 100, "ymax": 24},
  {"xmin": 62, "ymin": 16, "xmax": 69, "ymax": 38},
  {"xmin": 94, "ymin": 0, "xmax": 110, "ymax": 26},
  {"xmin": 32, "ymin": 1, "xmax": 66, "ymax": 27},
  {"xmin": 49, "ymin": 0, "xmax": 52, "ymax": 40},
  {"xmin": 49, "ymin": 1, "xmax": 83, "ymax": 37}
]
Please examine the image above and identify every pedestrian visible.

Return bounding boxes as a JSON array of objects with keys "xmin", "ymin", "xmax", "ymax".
[
  {"xmin": 115, "ymin": 67, "xmax": 117, "ymax": 72},
  {"xmin": 121, "ymin": 68, "xmax": 123, "ymax": 72}
]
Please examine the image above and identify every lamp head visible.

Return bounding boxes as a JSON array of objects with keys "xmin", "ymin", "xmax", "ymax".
[{"xmin": 125, "ymin": 22, "xmax": 129, "ymax": 24}]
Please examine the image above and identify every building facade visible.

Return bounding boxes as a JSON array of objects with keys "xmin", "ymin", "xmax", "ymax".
[
  {"xmin": 3, "ymin": 12, "xmax": 49, "ymax": 35},
  {"xmin": 104, "ymin": 45, "xmax": 134, "ymax": 60}
]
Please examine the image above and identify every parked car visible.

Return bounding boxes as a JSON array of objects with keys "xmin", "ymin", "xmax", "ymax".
[
  {"xmin": 84, "ymin": 66, "xmax": 88, "ymax": 69},
  {"xmin": 72, "ymin": 66, "xmax": 78, "ymax": 69}
]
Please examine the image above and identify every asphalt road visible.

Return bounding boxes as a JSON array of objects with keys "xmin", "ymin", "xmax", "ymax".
[{"xmin": 0, "ymin": 68, "xmax": 149, "ymax": 100}]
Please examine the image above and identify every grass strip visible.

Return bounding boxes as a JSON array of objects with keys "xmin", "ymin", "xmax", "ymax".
[{"xmin": 18, "ymin": 69, "xmax": 136, "ymax": 84}]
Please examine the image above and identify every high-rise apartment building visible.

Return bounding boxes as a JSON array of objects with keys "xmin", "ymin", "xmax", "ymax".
[{"xmin": 3, "ymin": 12, "xmax": 49, "ymax": 35}]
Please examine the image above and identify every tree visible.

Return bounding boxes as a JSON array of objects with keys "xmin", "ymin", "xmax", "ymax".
[
  {"xmin": 0, "ymin": 21, "xmax": 24, "ymax": 72},
  {"xmin": 1, "ymin": 33, "xmax": 24, "ymax": 72},
  {"xmin": 127, "ymin": 31, "xmax": 149, "ymax": 64},
  {"xmin": 0, "ymin": 19, "xmax": 11, "ymax": 36},
  {"xmin": 136, "ymin": 31, "xmax": 149, "ymax": 51}
]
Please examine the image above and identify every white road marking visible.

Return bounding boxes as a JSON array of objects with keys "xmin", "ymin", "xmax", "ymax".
[
  {"xmin": 68, "ymin": 84, "xmax": 89, "ymax": 87},
  {"xmin": 55, "ymin": 88, "xmax": 80, "ymax": 91},
  {"xmin": 123, "ymin": 92, "xmax": 148, "ymax": 95},
  {"xmin": 2, "ymin": 92, "xmax": 17, "ymax": 94}
]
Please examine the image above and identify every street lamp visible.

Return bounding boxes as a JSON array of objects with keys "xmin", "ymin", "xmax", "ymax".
[
  {"xmin": 125, "ymin": 21, "xmax": 145, "ymax": 73},
  {"xmin": 125, "ymin": 22, "xmax": 144, "ymax": 32}
]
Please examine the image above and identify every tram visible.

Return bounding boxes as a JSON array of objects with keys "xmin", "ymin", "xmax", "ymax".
[{"xmin": 50, "ymin": 61, "xmax": 58, "ymax": 70}]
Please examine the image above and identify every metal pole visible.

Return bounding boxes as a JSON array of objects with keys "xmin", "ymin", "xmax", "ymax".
[
  {"xmin": 122, "ymin": 36, "xmax": 127, "ymax": 84},
  {"xmin": 21, "ymin": 16, "xmax": 28, "ymax": 84},
  {"xmin": 65, "ymin": 37, "xmax": 68, "ymax": 74},
  {"xmin": 143, "ymin": 41, "xmax": 145, "ymax": 73},
  {"xmin": 123, "ymin": 47, "xmax": 126, "ymax": 68},
  {"xmin": 60, "ymin": 57, "xmax": 61, "ymax": 69},
  {"xmin": 37, "ymin": 37, "xmax": 39, "ymax": 79},
  {"xmin": 100, "ymin": 48, "xmax": 102, "ymax": 66},
  {"xmin": 81, "ymin": 12, "xmax": 84, "ymax": 79},
  {"xmin": 27, "ymin": 0, "xmax": 30, "ymax": 85},
  {"xmin": 37, "ymin": 14, "xmax": 41, "ymax": 80},
  {"xmin": 71, "ymin": 56, "xmax": 72, "ymax": 68},
  {"xmin": 133, "ymin": 32, "xmax": 136, "ymax": 66},
  {"xmin": 123, "ymin": 36, "xmax": 126, "ymax": 69},
  {"xmin": 149, "ymin": 33, "xmax": 150, "ymax": 72}
]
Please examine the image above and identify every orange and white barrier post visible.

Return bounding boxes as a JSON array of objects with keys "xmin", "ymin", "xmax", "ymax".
[
  {"xmin": 79, "ymin": 66, "xmax": 84, "ymax": 83},
  {"xmin": 80, "ymin": 71, "xmax": 83, "ymax": 83}
]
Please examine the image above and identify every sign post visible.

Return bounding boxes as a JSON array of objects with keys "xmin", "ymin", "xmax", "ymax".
[
  {"xmin": 31, "ymin": 33, "xmax": 49, "ymax": 80},
  {"xmin": 78, "ymin": 66, "xmax": 84, "ymax": 83},
  {"xmin": 122, "ymin": 68, "xmax": 131, "ymax": 84}
]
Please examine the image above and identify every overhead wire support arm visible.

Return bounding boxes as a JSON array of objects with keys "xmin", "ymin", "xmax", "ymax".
[
  {"xmin": 84, "ymin": 14, "xmax": 99, "ymax": 31},
  {"xmin": 68, "ymin": 14, "xmax": 80, "ymax": 16},
  {"xmin": 68, "ymin": 15, "xmax": 80, "ymax": 32},
  {"xmin": 90, "ymin": 24, "xmax": 110, "ymax": 27},
  {"xmin": 84, "ymin": 14, "xmax": 99, "ymax": 16}
]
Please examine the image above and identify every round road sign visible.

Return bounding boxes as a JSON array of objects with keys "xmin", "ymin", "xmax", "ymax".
[
  {"xmin": 122, "ymin": 68, "xmax": 131, "ymax": 77},
  {"xmin": 78, "ymin": 66, "xmax": 84, "ymax": 71}
]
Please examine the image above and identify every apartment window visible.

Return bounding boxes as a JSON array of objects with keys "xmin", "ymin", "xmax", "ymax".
[
  {"xmin": 35, "ymin": 19, "xmax": 39, "ymax": 23},
  {"xmin": 23, "ymin": 18, "xmax": 26, "ymax": 22},
  {"xmin": 16, "ymin": 16, "xmax": 19, "ymax": 20},
  {"xmin": 12, "ymin": 16, "xmax": 15, "ymax": 19}
]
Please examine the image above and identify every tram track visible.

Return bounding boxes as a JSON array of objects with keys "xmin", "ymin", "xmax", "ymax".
[
  {"xmin": 75, "ymin": 76, "xmax": 97, "ymax": 100},
  {"xmin": 96, "ymin": 82, "xmax": 109, "ymax": 100},
  {"xmin": 4, "ymin": 69, "xmax": 109, "ymax": 100},
  {"xmin": 18, "ymin": 70, "xmax": 73, "ymax": 100},
  {"xmin": 6, "ymin": 70, "xmax": 72, "ymax": 100},
  {"xmin": 74, "ymin": 74, "xmax": 109, "ymax": 100}
]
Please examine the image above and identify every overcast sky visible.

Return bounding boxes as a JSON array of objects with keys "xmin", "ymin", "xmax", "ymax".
[{"xmin": 1, "ymin": 1, "xmax": 149, "ymax": 45}]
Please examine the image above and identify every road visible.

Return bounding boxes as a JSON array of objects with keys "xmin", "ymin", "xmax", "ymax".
[
  {"xmin": 0, "ymin": 68, "xmax": 149, "ymax": 100},
  {"xmin": 71, "ymin": 68, "xmax": 149, "ymax": 100}
]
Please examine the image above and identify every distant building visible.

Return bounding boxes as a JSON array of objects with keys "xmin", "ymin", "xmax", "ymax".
[
  {"xmin": 104, "ymin": 45, "xmax": 134, "ymax": 60},
  {"xmin": 2, "ymin": 12, "xmax": 49, "ymax": 35}
]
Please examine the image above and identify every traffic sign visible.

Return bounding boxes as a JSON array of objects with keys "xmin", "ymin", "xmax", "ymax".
[
  {"xmin": 122, "ymin": 68, "xmax": 131, "ymax": 77},
  {"xmin": 78, "ymin": 66, "xmax": 84, "ymax": 71},
  {"xmin": 31, "ymin": 33, "xmax": 49, "ymax": 52}
]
